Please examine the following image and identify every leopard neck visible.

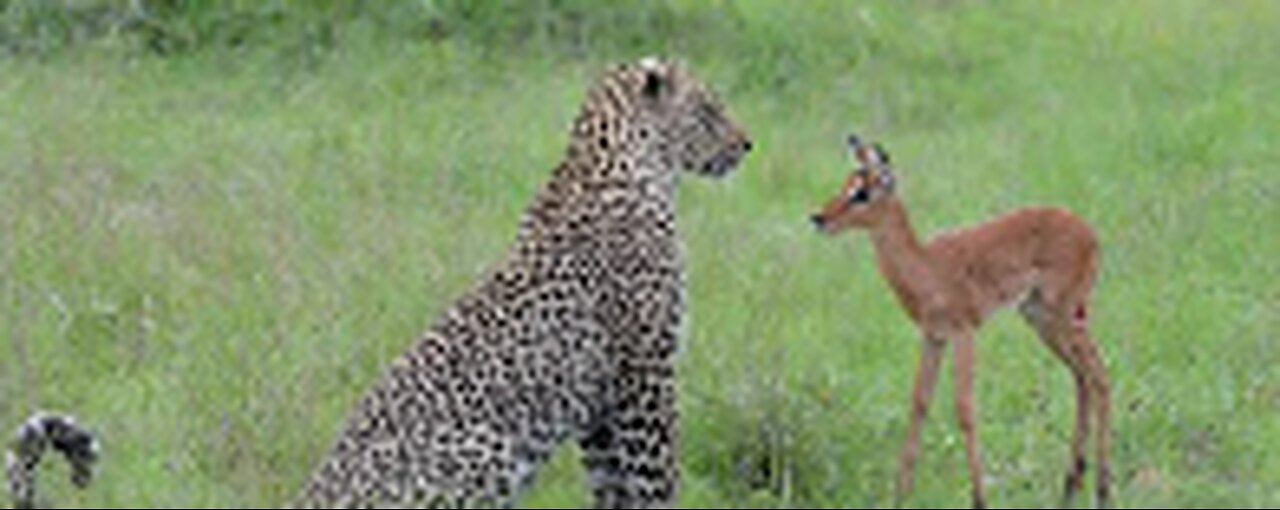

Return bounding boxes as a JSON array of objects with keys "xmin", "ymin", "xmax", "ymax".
[{"xmin": 514, "ymin": 123, "xmax": 679, "ymax": 250}]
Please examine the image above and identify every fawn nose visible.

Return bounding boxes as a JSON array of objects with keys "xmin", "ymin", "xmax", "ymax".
[
  {"xmin": 810, "ymin": 214, "xmax": 826, "ymax": 229},
  {"xmin": 742, "ymin": 139, "xmax": 753, "ymax": 153}
]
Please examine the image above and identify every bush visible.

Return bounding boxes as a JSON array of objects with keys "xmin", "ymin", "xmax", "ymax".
[{"xmin": 0, "ymin": 0, "xmax": 726, "ymax": 58}]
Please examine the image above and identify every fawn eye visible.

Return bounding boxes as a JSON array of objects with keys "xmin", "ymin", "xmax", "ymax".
[{"xmin": 847, "ymin": 187, "xmax": 870, "ymax": 204}]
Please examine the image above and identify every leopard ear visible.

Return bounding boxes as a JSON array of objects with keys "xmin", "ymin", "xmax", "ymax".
[{"xmin": 639, "ymin": 57, "xmax": 669, "ymax": 100}]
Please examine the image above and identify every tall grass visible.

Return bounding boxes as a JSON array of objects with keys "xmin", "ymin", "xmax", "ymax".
[{"xmin": 2, "ymin": 1, "xmax": 1277, "ymax": 508}]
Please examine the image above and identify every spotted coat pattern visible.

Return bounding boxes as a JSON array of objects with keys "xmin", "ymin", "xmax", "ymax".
[
  {"xmin": 290, "ymin": 57, "xmax": 751, "ymax": 509},
  {"xmin": 5, "ymin": 413, "xmax": 98, "ymax": 509}
]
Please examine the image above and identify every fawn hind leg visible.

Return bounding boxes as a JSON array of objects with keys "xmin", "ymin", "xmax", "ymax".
[
  {"xmin": 1072, "ymin": 324, "xmax": 1111, "ymax": 508},
  {"xmin": 1021, "ymin": 291, "xmax": 1111, "ymax": 508},
  {"xmin": 1059, "ymin": 313, "xmax": 1111, "ymax": 509},
  {"xmin": 1020, "ymin": 292, "xmax": 1091, "ymax": 507}
]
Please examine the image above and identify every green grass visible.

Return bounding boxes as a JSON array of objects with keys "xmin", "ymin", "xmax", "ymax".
[{"xmin": 2, "ymin": 1, "xmax": 1278, "ymax": 508}]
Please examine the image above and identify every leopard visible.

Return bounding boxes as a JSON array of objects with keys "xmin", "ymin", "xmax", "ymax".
[{"xmin": 6, "ymin": 56, "xmax": 751, "ymax": 509}]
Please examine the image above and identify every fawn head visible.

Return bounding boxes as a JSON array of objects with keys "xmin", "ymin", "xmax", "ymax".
[{"xmin": 810, "ymin": 134, "xmax": 897, "ymax": 234}]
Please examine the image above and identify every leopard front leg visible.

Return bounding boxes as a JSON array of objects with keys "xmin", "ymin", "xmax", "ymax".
[{"xmin": 579, "ymin": 362, "xmax": 679, "ymax": 509}]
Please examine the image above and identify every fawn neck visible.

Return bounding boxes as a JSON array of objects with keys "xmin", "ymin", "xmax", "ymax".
[{"xmin": 866, "ymin": 196, "xmax": 936, "ymax": 323}]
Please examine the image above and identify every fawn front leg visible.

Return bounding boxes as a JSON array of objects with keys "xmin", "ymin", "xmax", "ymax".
[
  {"xmin": 896, "ymin": 336, "xmax": 945, "ymax": 508},
  {"xmin": 953, "ymin": 330, "xmax": 986, "ymax": 509}
]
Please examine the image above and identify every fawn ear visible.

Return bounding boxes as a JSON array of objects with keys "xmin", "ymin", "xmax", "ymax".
[
  {"xmin": 846, "ymin": 134, "xmax": 863, "ymax": 162},
  {"xmin": 872, "ymin": 143, "xmax": 891, "ymax": 165},
  {"xmin": 847, "ymin": 134, "xmax": 891, "ymax": 168}
]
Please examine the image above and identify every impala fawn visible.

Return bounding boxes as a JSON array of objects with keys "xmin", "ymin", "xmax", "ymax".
[{"xmin": 810, "ymin": 135, "xmax": 1111, "ymax": 508}]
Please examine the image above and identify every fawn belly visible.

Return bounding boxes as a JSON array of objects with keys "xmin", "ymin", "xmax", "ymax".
[{"xmin": 977, "ymin": 269, "xmax": 1039, "ymax": 321}]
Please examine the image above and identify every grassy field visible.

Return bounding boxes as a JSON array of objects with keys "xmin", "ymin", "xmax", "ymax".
[{"xmin": 2, "ymin": 1, "xmax": 1277, "ymax": 508}]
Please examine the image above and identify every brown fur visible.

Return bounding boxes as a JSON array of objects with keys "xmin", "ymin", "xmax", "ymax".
[{"xmin": 811, "ymin": 136, "xmax": 1112, "ymax": 509}]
